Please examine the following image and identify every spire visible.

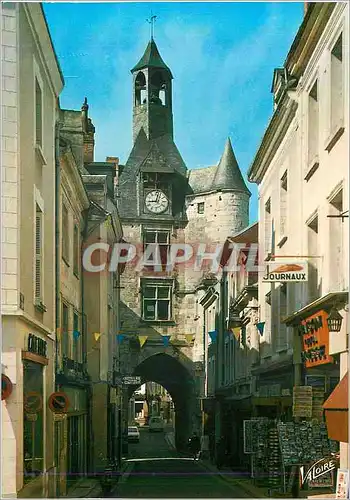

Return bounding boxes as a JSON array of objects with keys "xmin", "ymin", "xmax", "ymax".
[
  {"xmin": 211, "ymin": 138, "xmax": 251, "ymax": 194},
  {"xmin": 131, "ymin": 39, "xmax": 173, "ymax": 78}
]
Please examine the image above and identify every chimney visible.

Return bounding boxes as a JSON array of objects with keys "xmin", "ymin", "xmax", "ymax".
[{"xmin": 81, "ymin": 98, "xmax": 95, "ymax": 163}]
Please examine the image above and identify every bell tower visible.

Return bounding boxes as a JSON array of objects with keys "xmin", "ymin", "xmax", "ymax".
[{"xmin": 131, "ymin": 38, "xmax": 174, "ymax": 142}]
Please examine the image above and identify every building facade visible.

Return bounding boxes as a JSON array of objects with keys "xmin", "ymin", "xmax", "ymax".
[
  {"xmin": 248, "ymin": 0, "xmax": 349, "ymax": 472},
  {"xmin": 1, "ymin": 3, "xmax": 63, "ymax": 497}
]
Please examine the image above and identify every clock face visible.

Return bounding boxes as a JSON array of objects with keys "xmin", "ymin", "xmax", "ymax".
[{"xmin": 144, "ymin": 190, "xmax": 169, "ymax": 214}]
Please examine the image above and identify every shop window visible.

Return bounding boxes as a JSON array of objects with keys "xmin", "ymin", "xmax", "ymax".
[
  {"xmin": 142, "ymin": 281, "xmax": 172, "ymax": 321},
  {"xmin": 307, "ymin": 80, "xmax": 319, "ymax": 168},
  {"xmin": 23, "ymin": 361, "xmax": 43, "ymax": 482}
]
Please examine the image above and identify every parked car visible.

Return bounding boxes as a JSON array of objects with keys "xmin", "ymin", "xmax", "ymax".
[
  {"xmin": 127, "ymin": 426, "xmax": 140, "ymax": 443},
  {"xmin": 149, "ymin": 416, "xmax": 164, "ymax": 432}
]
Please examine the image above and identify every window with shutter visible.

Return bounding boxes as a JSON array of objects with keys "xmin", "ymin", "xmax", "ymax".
[
  {"xmin": 264, "ymin": 198, "xmax": 272, "ymax": 257},
  {"xmin": 62, "ymin": 203, "xmax": 69, "ymax": 263},
  {"xmin": 35, "ymin": 205, "xmax": 43, "ymax": 301},
  {"xmin": 280, "ymin": 171, "xmax": 288, "ymax": 238},
  {"xmin": 35, "ymin": 78, "xmax": 43, "ymax": 147},
  {"xmin": 73, "ymin": 224, "xmax": 79, "ymax": 276}
]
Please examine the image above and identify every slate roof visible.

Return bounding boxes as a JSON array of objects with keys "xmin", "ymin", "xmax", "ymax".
[
  {"xmin": 131, "ymin": 38, "xmax": 173, "ymax": 78},
  {"xmin": 188, "ymin": 139, "xmax": 251, "ymax": 196},
  {"xmin": 212, "ymin": 138, "xmax": 251, "ymax": 194}
]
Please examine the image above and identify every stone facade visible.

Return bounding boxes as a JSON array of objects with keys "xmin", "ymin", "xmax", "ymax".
[{"xmin": 1, "ymin": 4, "xmax": 63, "ymax": 498}]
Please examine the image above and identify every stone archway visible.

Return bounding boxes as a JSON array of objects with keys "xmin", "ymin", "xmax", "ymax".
[{"xmin": 128, "ymin": 352, "xmax": 200, "ymax": 450}]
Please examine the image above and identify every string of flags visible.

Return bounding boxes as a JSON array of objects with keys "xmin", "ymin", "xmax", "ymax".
[{"xmin": 256, "ymin": 322, "xmax": 265, "ymax": 336}]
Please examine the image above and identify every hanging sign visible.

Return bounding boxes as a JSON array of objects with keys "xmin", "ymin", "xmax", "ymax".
[
  {"xmin": 24, "ymin": 392, "xmax": 43, "ymax": 413},
  {"xmin": 122, "ymin": 376, "xmax": 142, "ymax": 385},
  {"xmin": 262, "ymin": 261, "xmax": 308, "ymax": 282},
  {"xmin": 2, "ymin": 374, "xmax": 13, "ymax": 400},
  {"xmin": 300, "ymin": 310, "xmax": 333, "ymax": 368},
  {"xmin": 48, "ymin": 392, "xmax": 70, "ymax": 413}
]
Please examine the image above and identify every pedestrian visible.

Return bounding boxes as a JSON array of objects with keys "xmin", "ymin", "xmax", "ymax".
[{"xmin": 188, "ymin": 431, "xmax": 201, "ymax": 461}]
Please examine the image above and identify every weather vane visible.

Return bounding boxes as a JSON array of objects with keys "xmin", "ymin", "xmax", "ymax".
[{"xmin": 146, "ymin": 13, "xmax": 157, "ymax": 39}]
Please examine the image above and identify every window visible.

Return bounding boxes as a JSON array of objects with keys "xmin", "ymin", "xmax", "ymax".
[
  {"xmin": 330, "ymin": 33, "xmax": 343, "ymax": 133},
  {"xmin": 143, "ymin": 173, "xmax": 170, "ymax": 195},
  {"xmin": 62, "ymin": 203, "xmax": 69, "ymax": 263},
  {"xmin": 143, "ymin": 229, "xmax": 170, "ymax": 268},
  {"xmin": 73, "ymin": 312, "xmax": 81, "ymax": 362},
  {"xmin": 264, "ymin": 198, "xmax": 272, "ymax": 256},
  {"xmin": 307, "ymin": 215, "xmax": 319, "ymax": 301},
  {"xmin": 35, "ymin": 78, "xmax": 43, "ymax": 147},
  {"xmin": 308, "ymin": 80, "xmax": 319, "ymax": 166},
  {"xmin": 142, "ymin": 281, "xmax": 172, "ymax": 321},
  {"xmin": 197, "ymin": 202, "xmax": 204, "ymax": 214},
  {"xmin": 280, "ymin": 171, "xmax": 288, "ymax": 239},
  {"xmin": 35, "ymin": 204, "xmax": 43, "ymax": 301},
  {"xmin": 329, "ymin": 189, "xmax": 343, "ymax": 290},
  {"xmin": 73, "ymin": 224, "xmax": 79, "ymax": 276},
  {"xmin": 23, "ymin": 361, "xmax": 43, "ymax": 481},
  {"xmin": 62, "ymin": 303, "xmax": 70, "ymax": 357}
]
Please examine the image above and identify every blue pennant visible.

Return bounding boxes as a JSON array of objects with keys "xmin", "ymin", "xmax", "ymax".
[
  {"xmin": 256, "ymin": 322, "xmax": 265, "ymax": 335},
  {"xmin": 73, "ymin": 330, "xmax": 80, "ymax": 340},
  {"xmin": 116, "ymin": 334, "xmax": 125, "ymax": 344},
  {"xmin": 208, "ymin": 330, "xmax": 218, "ymax": 343},
  {"xmin": 162, "ymin": 335, "xmax": 171, "ymax": 347}
]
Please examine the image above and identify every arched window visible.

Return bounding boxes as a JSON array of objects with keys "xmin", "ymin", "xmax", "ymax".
[
  {"xmin": 150, "ymin": 72, "xmax": 167, "ymax": 105},
  {"xmin": 135, "ymin": 72, "xmax": 146, "ymax": 106}
]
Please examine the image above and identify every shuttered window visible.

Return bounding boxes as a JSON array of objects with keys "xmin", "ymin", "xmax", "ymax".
[
  {"xmin": 264, "ymin": 198, "xmax": 272, "ymax": 256},
  {"xmin": 35, "ymin": 78, "xmax": 43, "ymax": 147},
  {"xmin": 62, "ymin": 203, "xmax": 69, "ymax": 263},
  {"xmin": 73, "ymin": 224, "xmax": 79, "ymax": 276},
  {"xmin": 62, "ymin": 303, "xmax": 70, "ymax": 357},
  {"xmin": 35, "ymin": 204, "xmax": 43, "ymax": 301}
]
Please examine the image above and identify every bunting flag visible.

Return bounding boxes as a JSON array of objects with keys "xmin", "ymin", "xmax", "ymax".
[
  {"xmin": 162, "ymin": 335, "xmax": 171, "ymax": 347},
  {"xmin": 139, "ymin": 335, "xmax": 148, "ymax": 348},
  {"xmin": 116, "ymin": 333, "xmax": 125, "ymax": 344},
  {"xmin": 208, "ymin": 330, "xmax": 218, "ymax": 343},
  {"xmin": 231, "ymin": 327, "xmax": 240, "ymax": 341},
  {"xmin": 256, "ymin": 322, "xmax": 265, "ymax": 336},
  {"xmin": 185, "ymin": 334, "xmax": 194, "ymax": 344},
  {"xmin": 73, "ymin": 330, "xmax": 80, "ymax": 340},
  {"xmin": 93, "ymin": 332, "xmax": 101, "ymax": 342}
]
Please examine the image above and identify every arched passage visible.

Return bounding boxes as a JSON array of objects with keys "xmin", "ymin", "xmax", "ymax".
[{"xmin": 127, "ymin": 353, "xmax": 198, "ymax": 450}]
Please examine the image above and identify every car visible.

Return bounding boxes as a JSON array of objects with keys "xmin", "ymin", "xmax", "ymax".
[
  {"xmin": 149, "ymin": 416, "xmax": 164, "ymax": 432},
  {"xmin": 128, "ymin": 425, "xmax": 140, "ymax": 443}
]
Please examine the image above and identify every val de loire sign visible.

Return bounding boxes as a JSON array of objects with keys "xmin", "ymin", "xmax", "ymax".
[{"xmin": 262, "ymin": 262, "xmax": 308, "ymax": 283}]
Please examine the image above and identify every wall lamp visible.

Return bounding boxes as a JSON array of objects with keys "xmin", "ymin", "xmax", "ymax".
[{"xmin": 327, "ymin": 307, "xmax": 343, "ymax": 333}]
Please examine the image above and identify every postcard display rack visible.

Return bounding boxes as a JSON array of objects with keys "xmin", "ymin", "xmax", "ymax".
[{"xmin": 243, "ymin": 418, "xmax": 282, "ymax": 489}]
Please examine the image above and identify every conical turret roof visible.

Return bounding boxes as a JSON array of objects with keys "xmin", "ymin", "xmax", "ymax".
[
  {"xmin": 211, "ymin": 138, "xmax": 250, "ymax": 194},
  {"xmin": 131, "ymin": 38, "xmax": 173, "ymax": 78}
]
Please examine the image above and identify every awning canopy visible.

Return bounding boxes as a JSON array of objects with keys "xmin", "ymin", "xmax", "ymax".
[
  {"xmin": 323, "ymin": 372, "xmax": 348, "ymax": 443},
  {"xmin": 283, "ymin": 291, "xmax": 348, "ymax": 326}
]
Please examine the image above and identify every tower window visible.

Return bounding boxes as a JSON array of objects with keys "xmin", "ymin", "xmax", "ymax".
[
  {"xmin": 197, "ymin": 202, "xmax": 205, "ymax": 214},
  {"xmin": 135, "ymin": 72, "xmax": 146, "ymax": 106},
  {"xmin": 150, "ymin": 72, "xmax": 167, "ymax": 106}
]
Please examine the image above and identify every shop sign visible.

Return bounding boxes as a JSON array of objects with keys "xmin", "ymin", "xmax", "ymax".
[
  {"xmin": 262, "ymin": 262, "xmax": 308, "ymax": 282},
  {"xmin": 122, "ymin": 376, "xmax": 142, "ymax": 385},
  {"xmin": 300, "ymin": 456, "xmax": 337, "ymax": 486},
  {"xmin": 336, "ymin": 469, "xmax": 349, "ymax": 499},
  {"xmin": 300, "ymin": 311, "xmax": 333, "ymax": 368},
  {"xmin": 27, "ymin": 334, "xmax": 47, "ymax": 357},
  {"xmin": 2, "ymin": 374, "xmax": 13, "ymax": 400}
]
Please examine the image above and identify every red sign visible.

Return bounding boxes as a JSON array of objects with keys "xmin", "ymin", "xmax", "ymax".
[
  {"xmin": 24, "ymin": 392, "xmax": 43, "ymax": 413},
  {"xmin": 2, "ymin": 374, "xmax": 13, "ymax": 400},
  {"xmin": 48, "ymin": 392, "xmax": 69, "ymax": 413},
  {"xmin": 300, "ymin": 310, "xmax": 333, "ymax": 368}
]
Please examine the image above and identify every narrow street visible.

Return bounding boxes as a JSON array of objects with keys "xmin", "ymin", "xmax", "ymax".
[{"xmin": 114, "ymin": 427, "xmax": 250, "ymax": 498}]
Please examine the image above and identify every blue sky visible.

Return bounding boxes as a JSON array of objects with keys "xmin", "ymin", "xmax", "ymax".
[{"xmin": 44, "ymin": 2, "xmax": 304, "ymax": 223}]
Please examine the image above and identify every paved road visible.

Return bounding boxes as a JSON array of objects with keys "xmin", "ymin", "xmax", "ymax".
[{"xmin": 114, "ymin": 427, "xmax": 250, "ymax": 498}]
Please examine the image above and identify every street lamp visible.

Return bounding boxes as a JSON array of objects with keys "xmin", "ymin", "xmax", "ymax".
[{"xmin": 327, "ymin": 307, "xmax": 343, "ymax": 333}]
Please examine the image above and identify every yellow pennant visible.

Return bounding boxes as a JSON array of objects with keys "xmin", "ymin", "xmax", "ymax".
[
  {"xmin": 139, "ymin": 335, "xmax": 148, "ymax": 348},
  {"xmin": 94, "ymin": 332, "xmax": 101, "ymax": 342},
  {"xmin": 185, "ymin": 334, "xmax": 194, "ymax": 344},
  {"xmin": 231, "ymin": 327, "xmax": 241, "ymax": 340}
]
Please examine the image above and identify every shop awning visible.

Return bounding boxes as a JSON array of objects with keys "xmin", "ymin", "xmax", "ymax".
[
  {"xmin": 283, "ymin": 291, "xmax": 348, "ymax": 326},
  {"xmin": 323, "ymin": 372, "xmax": 348, "ymax": 443}
]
